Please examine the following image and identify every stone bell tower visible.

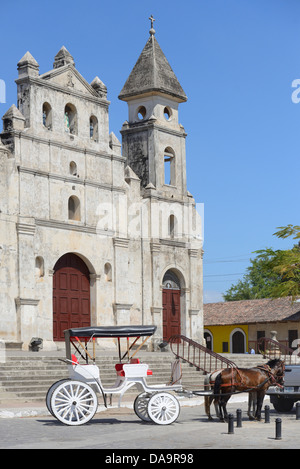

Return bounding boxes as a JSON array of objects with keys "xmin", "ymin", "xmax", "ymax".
[
  {"xmin": 118, "ymin": 18, "xmax": 204, "ymax": 346},
  {"xmin": 119, "ymin": 16, "xmax": 188, "ymax": 201}
]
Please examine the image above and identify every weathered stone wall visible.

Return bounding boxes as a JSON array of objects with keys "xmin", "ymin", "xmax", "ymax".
[{"xmin": 0, "ymin": 46, "xmax": 203, "ymax": 351}]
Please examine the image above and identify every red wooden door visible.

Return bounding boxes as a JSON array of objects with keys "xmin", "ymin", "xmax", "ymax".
[
  {"xmin": 162, "ymin": 289, "xmax": 181, "ymax": 341},
  {"xmin": 53, "ymin": 253, "xmax": 90, "ymax": 340}
]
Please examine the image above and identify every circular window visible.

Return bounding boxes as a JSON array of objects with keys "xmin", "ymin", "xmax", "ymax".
[
  {"xmin": 137, "ymin": 106, "xmax": 146, "ymax": 120},
  {"xmin": 164, "ymin": 106, "xmax": 172, "ymax": 121}
]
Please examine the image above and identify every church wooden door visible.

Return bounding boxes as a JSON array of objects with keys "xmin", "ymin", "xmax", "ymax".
[
  {"xmin": 162, "ymin": 289, "xmax": 181, "ymax": 342},
  {"xmin": 53, "ymin": 253, "xmax": 91, "ymax": 341}
]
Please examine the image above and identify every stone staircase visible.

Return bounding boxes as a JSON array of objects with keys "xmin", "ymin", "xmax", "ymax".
[{"xmin": 0, "ymin": 351, "xmax": 269, "ymax": 404}]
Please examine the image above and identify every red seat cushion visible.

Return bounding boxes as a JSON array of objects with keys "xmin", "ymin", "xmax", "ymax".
[
  {"xmin": 71, "ymin": 354, "xmax": 79, "ymax": 364},
  {"xmin": 115, "ymin": 363, "xmax": 125, "ymax": 376}
]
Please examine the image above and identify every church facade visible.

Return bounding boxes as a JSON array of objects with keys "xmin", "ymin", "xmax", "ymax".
[{"xmin": 0, "ymin": 24, "xmax": 203, "ymax": 351}]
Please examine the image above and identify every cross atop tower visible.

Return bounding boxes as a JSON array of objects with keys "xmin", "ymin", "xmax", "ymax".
[{"xmin": 149, "ymin": 15, "xmax": 156, "ymax": 36}]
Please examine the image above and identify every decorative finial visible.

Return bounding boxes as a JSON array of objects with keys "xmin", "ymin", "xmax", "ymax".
[{"xmin": 149, "ymin": 15, "xmax": 156, "ymax": 36}]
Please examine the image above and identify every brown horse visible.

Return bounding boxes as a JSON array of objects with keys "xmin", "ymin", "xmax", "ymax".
[
  {"xmin": 213, "ymin": 359, "xmax": 285, "ymax": 422},
  {"xmin": 204, "ymin": 370, "xmax": 257, "ymax": 421}
]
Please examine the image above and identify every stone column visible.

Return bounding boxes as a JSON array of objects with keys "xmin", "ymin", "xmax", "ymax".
[
  {"xmin": 89, "ymin": 273, "xmax": 101, "ymax": 325},
  {"xmin": 113, "ymin": 237, "xmax": 132, "ymax": 325},
  {"xmin": 16, "ymin": 218, "xmax": 39, "ymax": 349},
  {"xmin": 150, "ymin": 240, "xmax": 163, "ymax": 346},
  {"xmin": 188, "ymin": 247, "xmax": 203, "ymax": 344}
]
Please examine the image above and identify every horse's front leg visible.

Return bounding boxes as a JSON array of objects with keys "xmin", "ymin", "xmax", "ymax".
[
  {"xmin": 247, "ymin": 392, "xmax": 256, "ymax": 420},
  {"xmin": 216, "ymin": 396, "xmax": 225, "ymax": 422},
  {"xmin": 214, "ymin": 398, "xmax": 221, "ymax": 419},
  {"xmin": 255, "ymin": 391, "xmax": 265, "ymax": 421},
  {"xmin": 219, "ymin": 395, "xmax": 230, "ymax": 422}
]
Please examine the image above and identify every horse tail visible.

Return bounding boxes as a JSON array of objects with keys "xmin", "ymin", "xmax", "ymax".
[
  {"xmin": 214, "ymin": 371, "xmax": 222, "ymax": 397},
  {"xmin": 204, "ymin": 374, "xmax": 210, "ymax": 389}
]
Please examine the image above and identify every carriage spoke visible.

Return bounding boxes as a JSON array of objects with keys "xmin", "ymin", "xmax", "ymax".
[
  {"xmin": 51, "ymin": 380, "xmax": 98, "ymax": 426},
  {"xmin": 134, "ymin": 393, "xmax": 152, "ymax": 421},
  {"xmin": 147, "ymin": 392, "xmax": 180, "ymax": 425}
]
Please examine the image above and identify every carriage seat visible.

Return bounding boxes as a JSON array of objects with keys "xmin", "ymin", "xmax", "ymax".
[
  {"xmin": 115, "ymin": 359, "xmax": 153, "ymax": 378},
  {"xmin": 71, "ymin": 354, "xmax": 79, "ymax": 365}
]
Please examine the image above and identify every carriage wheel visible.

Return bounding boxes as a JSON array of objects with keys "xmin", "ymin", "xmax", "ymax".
[
  {"xmin": 46, "ymin": 379, "xmax": 70, "ymax": 416},
  {"xmin": 50, "ymin": 380, "xmax": 98, "ymax": 426},
  {"xmin": 134, "ymin": 392, "xmax": 152, "ymax": 422},
  {"xmin": 147, "ymin": 392, "xmax": 180, "ymax": 425}
]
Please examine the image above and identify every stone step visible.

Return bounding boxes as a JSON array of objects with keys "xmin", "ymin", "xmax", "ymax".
[
  {"xmin": 0, "ymin": 352, "xmax": 204, "ymax": 402},
  {"xmin": 0, "ymin": 375, "xmax": 202, "ymax": 392},
  {"xmin": 0, "ymin": 351, "xmax": 272, "ymax": 403}
]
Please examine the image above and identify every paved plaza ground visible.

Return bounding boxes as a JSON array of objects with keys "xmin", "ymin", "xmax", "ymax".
[{"xmin": 1, "ymin": 394, "xmax": 300, "ymax": 450}]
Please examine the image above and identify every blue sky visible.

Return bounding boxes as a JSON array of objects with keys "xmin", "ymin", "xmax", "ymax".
[{"xmin": 0, "ymin": 0, "xmax": 299, "ymax": 303}]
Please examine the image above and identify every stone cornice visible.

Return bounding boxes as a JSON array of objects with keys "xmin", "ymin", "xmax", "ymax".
[
  {"xmin": 17, "ymin": 165, "xmax": 126, "ymax": 193},
  {"xmin": 113, "ymin": 237, "xmax": 130, "ymax": 248},
  {"xmin": 16, "ymin": 222, "xmax": 36, "ymax": 236},
  {"xmin": 113, "ymin": 303, "xmax": 132, "ymax": 312},
  {"xmin": 15, "ymin": 297, "xmax": 39, "ymax": 306},
  {"xmin": 159, "ymin": 238, "xmax": 188, "ymax": 248},
  {"xmin": 121, "ymin": 120, "xmax": 187, "ymax": 138},
  {"xmin": 150, "ymin": 241, "xmax": 161, "ymax": 253},
  {"xmin": 9, "ymin": 130, "xmax": 124, "ymax": 162},
  {"xmin": 35, "ymin": 218, "xmax": 115, "ymax": 236},
  {"xmin": 15, "ymin": 74, "xmax": 110, "ymax": 107},
  {"xmin": 189, "ymin": 309, "xmax": 200, "ymax": 316},
  {"xmin": 188, "ymin": 248, "xmax": 199, "ymax": 258}
]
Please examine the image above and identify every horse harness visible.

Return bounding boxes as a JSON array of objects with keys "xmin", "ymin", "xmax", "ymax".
[{"xmin": 211, "ymin": 363, "xmax": 284, "ymax": 392}]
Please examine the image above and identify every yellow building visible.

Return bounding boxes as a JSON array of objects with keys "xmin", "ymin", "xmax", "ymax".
[{"xmin": 204, "ymin": 297, "xmax": 300, "ymax": 354}]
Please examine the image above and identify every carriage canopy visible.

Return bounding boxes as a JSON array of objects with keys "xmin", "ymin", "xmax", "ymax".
[
  {"xmin": 64, "ymin": 325, "xmax": 157, "ymax": 362},
  {"xmin": 64, "ymin": 325, "xmax": 157, "ymax": 340}
]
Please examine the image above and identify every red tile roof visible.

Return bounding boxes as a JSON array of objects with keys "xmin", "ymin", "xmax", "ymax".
[{"xmin": 204, "ymin": 297, "xmax": 300, "ymax": 326}]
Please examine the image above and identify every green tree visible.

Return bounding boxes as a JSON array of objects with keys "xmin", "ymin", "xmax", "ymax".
[
  {"xmin": 255, "ymin": 225, "xmax": 300, "ymax": 299},
  {"xmin": 223, "ymin": 224, "xmax": 300, "ymax": 301},
  {"xmin": 223, "ymin": 253, "xmax": 282, "ymax": 301}
]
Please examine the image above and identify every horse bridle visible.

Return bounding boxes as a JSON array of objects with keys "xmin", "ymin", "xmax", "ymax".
[{"xmin": 257, "ymin": 362, "xmax": 285, "ymax": 388}]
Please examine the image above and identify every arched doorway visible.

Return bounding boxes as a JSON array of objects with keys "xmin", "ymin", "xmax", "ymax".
[
  {"xmin": 162, "ymin": 271, "xmax": 181, "ymax": 342},
  {"xmin": 53, "ymin": 253, "xmax": 91, "ymax": 341},
  {"xmin": 231, "ymin": 329, "xmax": 246, "ymax": 353},
  {"xmin": 204, "ymin": 330, "xmax": 213, "ymax": 351}
]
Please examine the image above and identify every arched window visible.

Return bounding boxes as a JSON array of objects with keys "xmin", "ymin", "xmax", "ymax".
[
  {"xmin": 64, "ymin": 103, "xmax": 77, "ymax": 135},
  {"xmin": 137, "ymin": 106, "xmax": 146, "ymax": 120},
  {"xmin": 90, "ymin": 115, "xmax": 98, "ymax": 142},
  {"xmin": 68, "ymin": 195, "xmax": 81, "ymax": 221},
  {"xmin": 35, "ymin": 256, "xmax": 44, "ymax": 278},
  {"xmin": 164, "ymin": 147, "xmax": 175, "ymax": 186},
  {"xmin": 164, "ymin": 106, "xmax": 172, "ymax": 121},
  {"xmin": 42, "ymin": 102, "xmax": 52, "ymax": 130},
  {"xmin": 69, "ymin": 161, "xmax": 77, "ymax": 176},
  {"xmin": 162, "ymin": 270, "xmax": 180, "ymax": 290},
  {"xmin": 104, "ymin": 263, "xmax": 112, "ymax": 282},
  {"xmin": 168, "ymin": 214, "xmax": 177, "ymax": 239}
]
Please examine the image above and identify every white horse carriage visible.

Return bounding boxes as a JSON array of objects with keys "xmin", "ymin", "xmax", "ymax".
[{"xmin": 46, "ymin": 325, "xmax": 183, "ymax": 426}]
